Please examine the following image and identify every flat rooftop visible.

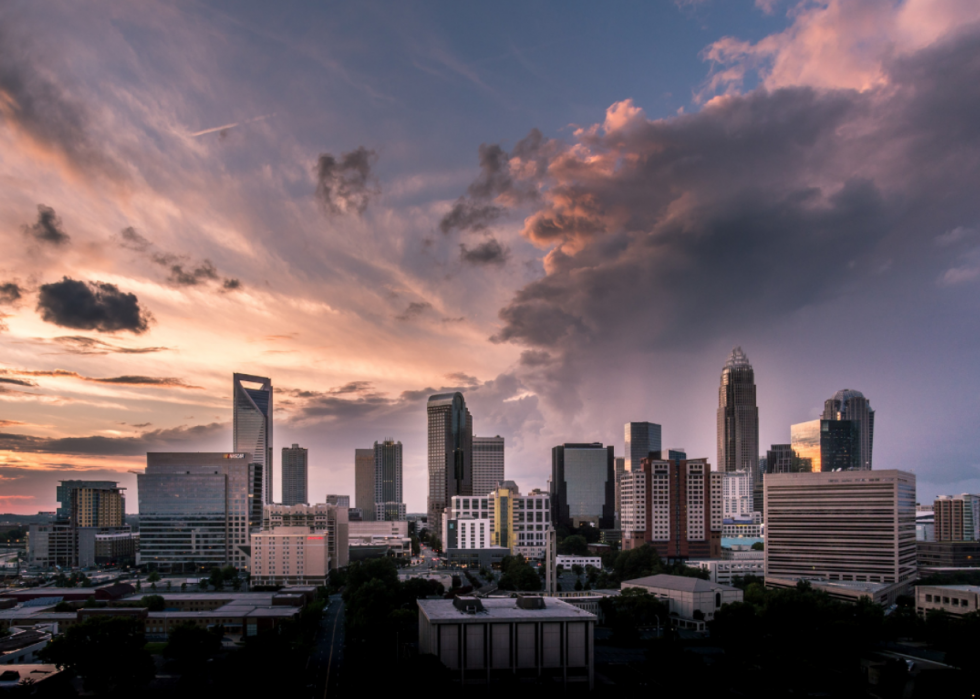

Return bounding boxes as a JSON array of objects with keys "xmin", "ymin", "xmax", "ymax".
[
  {"xmin": 918, "ymin": 584, "xmax": 980, "ymax": 593},
  {"xmin": 418, "ymin": 597, "xmax": 596, "ymax": 623}
]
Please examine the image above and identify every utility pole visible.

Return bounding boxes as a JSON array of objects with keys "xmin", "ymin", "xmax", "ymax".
[{"xmin": 544, "ymin": 528, "xmax": 557, "ymax": 595}]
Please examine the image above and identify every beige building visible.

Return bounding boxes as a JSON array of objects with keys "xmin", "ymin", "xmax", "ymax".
[
  {"xmin": 765, "ymin": 470, "xmax": 916, "ymax": 585},
  {"xmin": 622, "ymin": 574, "xmax": 742, "ymax": 630},
  {"xmin": 916, "ymin": 584, "xmax": 980, "ymax": 618},
  {"xmin": 251, "ymin": 527, "xmax": 332, "ymax": 586},
  {"xmin": 261, "ymin": 503, "xmax": 349, "ymax": 570}
]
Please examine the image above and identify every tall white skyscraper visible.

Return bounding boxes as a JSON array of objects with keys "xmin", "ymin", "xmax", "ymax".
[
  {"xmin": 281, "ymin": 444, "xmax": 308, "ymax": 506},
  {"xmin": 233, "ymin": 373, "xmax": 273, "ymax": 504},
  {"xmin": 374, "ymin": 439, "xmax": 405, "ymax": 521},
  {"xmin": 624, "ymin": 422, "xmax": 662, "ymax": 472},
  {"xmin": 473, "ymin": 436, "xmax": 505, "ymax": 497}
]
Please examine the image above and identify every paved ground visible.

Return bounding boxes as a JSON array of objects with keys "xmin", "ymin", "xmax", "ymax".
[{"xmin": 309, "ymin": 594, "xmax": 345, "ymax": 699}]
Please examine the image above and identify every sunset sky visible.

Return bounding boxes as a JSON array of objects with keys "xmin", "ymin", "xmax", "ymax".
[{"xmin": 2, "ymin": 0, "xmax": 979, "ymax": 514}]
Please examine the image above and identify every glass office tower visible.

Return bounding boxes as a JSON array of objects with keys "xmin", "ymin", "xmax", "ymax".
[
  {"xmin": 551, "ymin": 443, "xmax": 615, "ymax": 530},
  {"xmin": 791, "ymin": 420, "xmax": 821, "ymax": 472},
  {"xmin": 427, "ymin": 393, "xmax": 473, "ymax": 535},
  {"xmin": 233, "ymin": 373, "xmax": 273, "ymax": 504},
  {"xmin": 823, "ymin": 389, "xmax": 875, "ymax": 470},
  {"xmin": 138, "ymin": 452, "xmax": 259, "ymax": 572},
  {"xmin": 374, "ymin": 438, "xmax": 405, "ymax": 521},
  {"xmin": 281, "ymin": 444, "xmax": 308, "ymax": 506}
]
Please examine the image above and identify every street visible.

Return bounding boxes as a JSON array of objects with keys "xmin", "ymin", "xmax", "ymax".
[{"xmin": 310, "ymin": 594, "xmax": 345, "ymax": 699}]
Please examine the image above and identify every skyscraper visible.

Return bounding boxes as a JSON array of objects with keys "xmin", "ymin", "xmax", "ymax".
[
  {"xmin": 374, "ymin": 438, "xmax": 405, "ymax": 521},
  {"xmin": 473, "ymin": 436, "xmax": 505, "ymax": 497},
  {"xmin": 427, "ymin": 392, "xmax": 473, "ymax": 535},
  {"xmin": 551, "ymin": 443, "xmax": 615, "ymax": 530},
  {"xmin": 823, "ymin": 389, "xmax": 875, "ymax": 470},
  {"xmin": 281, "ymin": 444, "xmax": 308, "ymax": 506},
  {"xmin": 624, "ymin": 422, "xmax": 662, "ymax": 472},
  {"xmin": 791, "ymin": 418, "xmax": 861, "ymax": 472},
  {"xmin": 138, "ymin": 452, "xmax": 261, "ymax": 572},
  {"xmin": 354, "ymin": 448, "xmax": 375, "ymax": 521},
  {"xmin": 233, "ymin": 373, "xmax": 273, "ymax": 504},
  {"xmin": 717, "ymin": 347, "xmax": 759, "ymax": 490}
]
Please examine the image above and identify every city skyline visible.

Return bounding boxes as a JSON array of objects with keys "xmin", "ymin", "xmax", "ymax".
[{"xmin": 3, "ymin": 2, "xmax": 980, "ymax": 514}]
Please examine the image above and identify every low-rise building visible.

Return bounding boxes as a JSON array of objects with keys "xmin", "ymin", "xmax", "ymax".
[
  {"xmin": 766, "ymin": 577, "xmax": 908, "ymax": 606},
  {"xmin": 556, "ymin": 555, "xmax": 603, "ymax": 570},
  {"xmin": 418, "ymin": 596, "xmax": 595, "ymax": 687},
  {"xmin": 686, "ymin": 559, "xmax": 765, "ymax": 585},
  {"xmin": 915, "ymin": 584, "xmax": 980, "ymax": 618},
  {"xmin": 916, "ymin": 541, "xmax": 980, "ymax": 569},
  {"xmin": 251, "ymin": 527, "xmax": 333, "ymax": 586},
  {"xmin": 621, "ymin": 574, "xmax": 742, "ymax": 631},
  {"xmin": 0, "ymin": 626, "xmax": 54, "ymax": 664}
]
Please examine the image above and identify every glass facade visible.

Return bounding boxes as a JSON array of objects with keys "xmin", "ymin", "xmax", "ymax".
[
  {"xmin": 374, "ymin": 439, "xmax": 404, "ymax": 520},
  {"xmin": 427, "ymin": 393, "xmax": 473, "ymax": 533},
  {"xmin": 281, "ymin": 444, "xmax": 308, "ymax": 506},
  {"xmin": 820, "ymin": 420, "xmax": 860, "ymax": 471},
  {"xmin": 233, "ymin": 374, "xmax": 273, "ymax": 504},
  {"xmin": 790, "ymin": 420, "xmax": 821, "ymax": 473},
  {"xmin": 624, "ymin": 422, "xmax": 662, "ymax": 472},
  {"xmin": 138, "ymin": 453, "xmax": 256, "ymax": 572},
  {"xmin": 552, "ymin": 444, "xmax": 614, "ymax": 529}
]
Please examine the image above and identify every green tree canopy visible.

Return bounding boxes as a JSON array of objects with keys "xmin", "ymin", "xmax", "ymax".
[
  {"xmin": 141, "ymin": 595, "xmax": 166, "ymax": 612},
  {"xmin": 38, "ymin": 615, "xmax": 154, "ymax": 694},
  {"xmin": 559, "ymin": 535, "xmax": 589, "ymax": 556},
  {"xmin": 163, "ymin": 621, "xmax": 222, "ymax": 668}
]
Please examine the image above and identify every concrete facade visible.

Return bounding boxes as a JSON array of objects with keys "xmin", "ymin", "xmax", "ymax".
[
  {"xmin": 622, "ymin": 574, "xmax": 742, "ymax": 629},
  {"xmin": 251, "ymin": 526, "xmax": 332, "ymax": 586}
]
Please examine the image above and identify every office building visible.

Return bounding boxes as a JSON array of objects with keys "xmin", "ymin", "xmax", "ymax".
[
  {"xmin": 717, "ymin": 347, "xmax": 759, "ymax": 491},
  {"xmin": 354, "ymin": 448, "xmax": 375, "ymax": 521},
  {"xmin": 233, "ymin": 374, "xmax": 273, "ymax": 504},
  {"xmin": 613, "ymin": 456, "xmax": 625, "ymax": 526},
  {"xmin": 822, "ymin": 388, "xmax": 875, "ymax": 470},
  {"xmin": 624, "ymin": 422, "xmax": 662, "ymax": 472},
  {"xmin": 764, "ymin": 470, "xmax": 916, "ymax": 585},
  {"xmin": 427, "ymin": 393, "xmax": 473, "ymax": 535},
  {"xmin": 374, "ymin": 439, "xmax": 405, "ymax": 521},
  {"xmin": 722, "ymin": 470, "xmax": 754, "ymax": 518},
  {"xmin": 687, "ymin": 558, "xmax": 766, "ymax": 585},
  {"xmin": 551, "ymin": 444, "xmax": 614, "ymax": 530},
  {"xmin": 325, "ymin": 494, "xmax": 350, "ymax": 508},
  {"xmin": 766, "ymin": 444, "xmax": 810, "ymax": 474},
  {"xmin": 138, "ymin": 452, "xmax": 263, "ymax": 572},
  {"xmin": 261, "ymin": 503, "xmax": 349, "ymax": 570},
  {"xmin": 281, "ymin": 444, "xmax": 308, "ymax": 506},
  {"xmin": 417, "ymin": 596, "xmax": 596, "ymax": 687},
  {"xmin": 473, "ymin": 436, "xmax": 505, "ymax": 497},
  {"xmin": 443, "ymin": 484, "xmax": 551, "ymax": 558},
  {"xmin": 792, "ymin": 418, "xmax": 865, "ymax": 473},
  {"xmin": 916, "ymin": 506, "xmax": 935, "ymax": 542},
  {"xmin": 916, "ymin": 541, "xmax": 980, "ymax": 569},
  {"xmin": 620, "ymin": 454, "xmax": 722, "ymax": 559},
  {"xmin": 916, "ymin": 585, "xmax": 980, "ymax": 618},
  {"xmin": 251, "ymin": 527, "xmax": 333, "ymax": 586},
  {"xmin": 934, "ymin": 494, "xmax": 980, "ymax": 541},
  {"xmin": 29, "ymin": 481, "xmax": 132, "ymax": 567}
]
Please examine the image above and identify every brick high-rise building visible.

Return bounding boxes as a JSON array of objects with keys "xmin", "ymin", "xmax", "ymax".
[
  {"xmin": 620, "ymin": 454, "xmax": 722, "ymax": 560},
  {"xmin": 934, "ymin": 494, "xmax": 980, "ymax": 542}
]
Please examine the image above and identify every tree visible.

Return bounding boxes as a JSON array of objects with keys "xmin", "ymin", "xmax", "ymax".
[
  {"xmin": 498, "ymin": 555, "xmax": 542, "ymax": 592},
  {"xmin": 141, "ymin": 595, "xmax": 166, "ymax": 612},
  {"xmin": 600, "ymin": 588, "xmax": 670, "ymax": 643},
  {"xmin": 147, "ymin": 571, "xmax": 161, "ymax": 583},
  {"xmin": 559, "ymin": 535, "xmax": 589, "ymax": 556},
  {"xmin": 163, "ymin": 622, "xmax": 222, "ymax": 669},
  {"xmin": 572, "ymin": 564, "xmax": 584, "ymax": 577},
  {"xmin": 39, "ymin": 615, "xmax": 154, "ymax": 694},
  {"xmin": 165, "ymin": 580, "xmax": 172, "ymax": 592},
  {"xmin": 751, "ymin": 542, "xmax": 764, "ymax": 551},
  {"xmin": 209, "ymin": 567, "xmax": 225, "ymax": 590},
  {"xmin": 410, "ymin": 535, "xmax": 421, "ymax": 557},
  {"xmin": 180, "ymin": 582, "xmax": 187, "ymax": 592}
]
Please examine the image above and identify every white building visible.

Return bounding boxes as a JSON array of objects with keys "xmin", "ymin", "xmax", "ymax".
[
  {"xmin": 621, "ymin": 574, "xmax": 743, "ymax": 631},
  {"xmin": 251, "ymin": 527, "xmax": 332, "ymax": 586},
  {"xmin": 418, "ymin": 596, "xmax": 596, "ymax": 687},
  {"xmin": 723, "ymin": 470, "xmax": 754, "ymax": 519},
  {"xmin": 556, "ymin": 555, "xmax": 603, "ymax": 570},
  {"xmin": 442, "ymin": 484, "xmax": 551, "ymax": 559},
  {"xmin": 261, "ymin": 503, "xmax": 349, "ymax": 570},
  {"xmin": 686, "ymin": 559, "xmax": 765, "ymax": 585},
  {"xmin": 915, "ymin": 584, "xmax": 980, "ymax": 618}
]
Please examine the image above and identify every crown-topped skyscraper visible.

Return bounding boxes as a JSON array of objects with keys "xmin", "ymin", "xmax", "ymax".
[{"xmin": 717, "ymin": 347, "xmax": 759, "ymax": 489}]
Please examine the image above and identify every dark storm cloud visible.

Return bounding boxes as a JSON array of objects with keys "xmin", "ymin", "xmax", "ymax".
[
  {"xmin": 0, "ymin": 377, "xmax": 36, "ymax": 387},
  {"xmin": 439, "ymin": 130, "xmax": 549, "ymax": 234},
  {"xmin": 395, "ymin": 301, "xmax": 432, "ymax": 321},
  {"xmin": 0, "ymin": 422, "xmax": 226, "ymax": 456},
  {"xmin": 0, "ymin": 283, "xmax": 22, "ymax": 305},
  {"xmin": 314, "ymin": 146, "xmax": 380, "ymax": 215},
  {"xmin": 519, "ymin": 350, "xmax": 553, "ymax": 367},
  {"xmin": 22, "ymin": 204, "xmax": 69, "ymax": 245},
  {"xmin": 460, "ymin": 238, "xmax": 508, "ymax": 266},
  {"xmin": 442, "ymin": 26, "xmax": 980, "ymax": 359},
  {"xmin": 36, "ymin": 277, "xmax": 151, "ymax": 334},
  {"xmin": 0, "ymin": 28, "xmax": 122, "ymax": 180}
]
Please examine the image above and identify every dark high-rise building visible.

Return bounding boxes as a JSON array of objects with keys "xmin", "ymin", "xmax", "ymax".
[
  {"xmin": 822, "ymin": 389, "xmax": 875, "ymax": 470},
  {"xmin": 624, "ymin": 422, "xmax": 662, "ymax": 472},
  {"xmin": 472, "ymin": 436, "xmax": 505, "ymax": 497},
  {"xmin": 717, "ymin": 347, "xmax": 759, "ymax": 490},
  {"xmin": 233, "ymin": 373, "xmax": 273, "ymax": 504},
  {"xmin": 766, "ymin": 444, "xmax": 811, "ymax": 474},
  {"xmin": 820, "ymin": 420, "xmax": 860, "ymax": 471},
  {"xmin": 427, "ymin": 393, "xmax": 473, "ymax": 535},
  {"xmin": 551, "ymin": 443, "xmax": 615, "ymax": 530},
  {"xmin": 374, "ymin": 439, "xmax": 405, "ymax": 521},
  {"xmin": 281, "ymin": 444, "xmax": 308, "ymax": 506}
]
